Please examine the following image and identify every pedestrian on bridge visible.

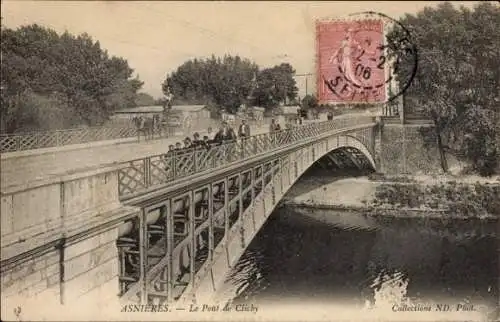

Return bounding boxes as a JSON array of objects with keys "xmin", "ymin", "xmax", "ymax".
[
  {"xmin": 238, "ymin": 119, "xmax": 252, "ymax": 158},
  {"xmin": 270, "ymin": 119, "xmax": 282, "ymax": 132},
  {"xmin": 238, "ymin": 119, "xmax": 251, "ymax": 139},
  {"xmin": 213, "ymin": 121, "xmax": 237, "ymax": 164},
  {"xmin": 183, "ymin": 137, "xmax": 193, "ymax": 149},
  {"xmin": 192, "ymin": 132, "xmax": 203, "ymax": 148},
  {"xmin": 269, "ymin": 118, "xmax": 281, "ymax": 146},
  {"xmin": 203, "ymin": 135, "xmax": 213, "ymax": 149},
  {"xmin": 270, "ymin": 119, "xmax": 277, "ymax": 133},
  {"xmin": 214, "ymin": 121, "xmax": 236, "ymax": 145},
  {"xmin": 163, "ymin": 145, "xmax": 176, "ymax": 168}
]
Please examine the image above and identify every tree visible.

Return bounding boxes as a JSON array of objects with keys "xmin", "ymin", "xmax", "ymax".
[
  {"xmin": 301, "ymin": 94, "xmax": 318, "ymax": 110},
  {"xmin": 1, "ymin": 24, "xmax": 143, "ymax": 132},
  {"xmin": 163, "ymin": 58, "xmax": 299, "ymax": 113},
  {"xmin": 299, "ymin": 94, "xmax": 318, "ymax": 118},
  {"xmin": 163, "ymin": 55, "xmax": 259, "ymax": 113},
  {"xmin": 253, "ymin": 63, "xmax": 298, "ymax": 109},
  {"xmin": 135, "ymin": 92, "xmax": 157, "ymax": 106},
  {"xmin": 387, "ymin": 2, "xmax": 500, "ymax": 174}
]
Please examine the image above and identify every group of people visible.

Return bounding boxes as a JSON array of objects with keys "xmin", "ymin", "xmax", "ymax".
[{"xmin": 166, "ymin": 119, "xmax": 257, "ymax": 154}]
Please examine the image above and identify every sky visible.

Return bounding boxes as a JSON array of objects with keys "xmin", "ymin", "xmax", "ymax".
[{"xmin": 2, "ymin": 1, "xmax": 480, "ymax": 99}]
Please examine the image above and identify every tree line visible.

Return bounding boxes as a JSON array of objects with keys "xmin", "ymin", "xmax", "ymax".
[
  {"xmin": 162, "ymin": 55, "xmax": 298, "ymax": 113},
  {"xmin": 0, "ymin": 23, "xmax": 300, "ymax": 133},
  {"xmin": 388, "ymin": 2, "xmax": 499, "ymax": 176},
  {"xmin": 1, "ymin": 24, "xmax": 144, "ymax": 133}
]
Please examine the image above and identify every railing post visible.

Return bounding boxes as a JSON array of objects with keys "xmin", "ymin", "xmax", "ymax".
[
  {"xmin": 144, "ymin": 158, "xmax": 151, "ymax": 189},
  {"xmin": 211, "ymin": 146, "xmax": 216, "ymax": 169},
  {"xmin": 251, "ymin": 168, "xmax": 256, "ymax": 203},
  {"xmin": 172, "ymin": 151, "xmax": 177, "ymax": 180},
  {"xmin": 250, "ymin": 168, "xmax": 257, "ymax": 230},
  {"xmin": 272, "ymin": 162, "xmax": 277, "ymax": 196},
  {"xmin": 238, "ymin": 172, "xmax": 244, "ymax": 248},
  {"xmin": 224, "ymin": 177, "xmax": 229, "ymax": 244},
  {"xmin": 280, "ymin": 158, "xmax": 284, "ymax": 195},
  {"xmin": 166, "ymin": 200, "xmax": 173, "ymax": 303},
  {"xmin": 240, "ymin": 139, "xmax": 245, "ymax": 160},
  {"xmin": 294, "ymin": 153, "xmax": 298, "ymax": 178},
  {"xmin": 261, "ymin": 164, "xmax": 265, "ymax": 192},
  {"xmin": 208, "ymin": 184, "xmax": 214, "ymax": 263},
  {"xmin": 193, "ymin": 149, "xmax": 197, "ymax": 173},
  {"xmin": 55, "ymin": 131, "xmax": 60, "ymax": 147},
  {"xmin": 139, "ymin": 209, "xmax": 148, "ymax": 304},
  {"xmin": 188, "ymin": 191, "xmax": 195, "ymax": 297}
]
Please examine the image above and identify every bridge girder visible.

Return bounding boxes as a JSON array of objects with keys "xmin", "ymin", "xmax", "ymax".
[
  {"xmin": 326, "ymin": 146, "xmax": 375, "ymax": 171},
  {"xmin": 324, "ymin": 153, "xmax": 344, "ymax": 169}
]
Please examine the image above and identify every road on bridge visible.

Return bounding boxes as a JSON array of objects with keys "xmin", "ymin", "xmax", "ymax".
[{"xmin": 1, "ymin": 124, "xmax": 272, "ymax": 191}]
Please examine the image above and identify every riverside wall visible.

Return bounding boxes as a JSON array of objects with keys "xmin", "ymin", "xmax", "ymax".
[{"xmin": 1, "ymin": 165, "xmax": 138, "ymax": 320}]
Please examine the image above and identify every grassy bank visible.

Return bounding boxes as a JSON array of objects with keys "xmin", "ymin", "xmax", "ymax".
[
  {"xmin": 367, "ymin": 179, "xmax": 500, "ymax": 218},
  {"xmin": 283, "ymin": 172, "xmax": 500, "ymax": 219}
]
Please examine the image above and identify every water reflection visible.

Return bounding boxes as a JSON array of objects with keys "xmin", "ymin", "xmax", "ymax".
[{"xmin": 220, "ymin": 205, "xmax": 498, "ymax": 320}]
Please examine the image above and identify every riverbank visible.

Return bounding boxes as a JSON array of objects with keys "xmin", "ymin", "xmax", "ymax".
[
  {"xmin": 282, "ymin": 170, "xmax": 500, "ymax": 219},
  {"xmin": 230, "ymin": 186, "xmax": 498, "ymax": 322}
]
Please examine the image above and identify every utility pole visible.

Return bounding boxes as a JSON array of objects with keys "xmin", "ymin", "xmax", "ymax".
[
  {"xmin": 295, "ymin": 73, "xmax": 314, "ymax": 97},
  {"xmin": 271, "ymin": 54, "xmax": 313, "ymax": 100}
]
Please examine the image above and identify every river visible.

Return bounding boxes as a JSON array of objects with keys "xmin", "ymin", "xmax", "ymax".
[{"xmin": 216, "ymin": 173, "xmax": 499, "ymax": 321}]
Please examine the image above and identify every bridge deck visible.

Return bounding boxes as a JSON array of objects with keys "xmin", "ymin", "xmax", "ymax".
[{"xmin": 0, "ymin": 125, "xmax": 270, "ymax": 192}]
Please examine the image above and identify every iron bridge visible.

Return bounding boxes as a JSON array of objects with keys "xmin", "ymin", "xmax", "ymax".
[{"xmin": 115, "ymin": 115, "xmax": 378, "ymax": 305}]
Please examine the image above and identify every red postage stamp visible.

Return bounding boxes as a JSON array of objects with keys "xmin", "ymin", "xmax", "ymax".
[{"xmin": 316, "ymin": 19, "xmax": 386, "ymax": 104}]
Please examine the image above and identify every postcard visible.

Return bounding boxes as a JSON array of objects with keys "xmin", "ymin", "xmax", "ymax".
[{"xmin": 1, "ymin": 1, "xmax": 498, "ymax": 321}]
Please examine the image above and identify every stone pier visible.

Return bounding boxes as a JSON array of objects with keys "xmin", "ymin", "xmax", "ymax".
[
  {"xmin": 1, "ymin": 164, "xmax": 138, "ymax": 320},
  {"xmin": 377, "ymin": 117, "xmax": 441, "ymax": 175}
]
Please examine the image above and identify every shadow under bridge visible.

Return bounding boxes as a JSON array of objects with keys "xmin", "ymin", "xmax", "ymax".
[{"xmin": 312, "ymin": 137, "xmax": 377, "ymax": 172}]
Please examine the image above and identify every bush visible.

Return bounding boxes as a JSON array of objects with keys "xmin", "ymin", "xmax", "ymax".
[
  {"xmin": 3, "ymin": 91, "xmax": 77, "ymax": 132},
  {"xmin": 371, "ymin": 182, "xmax": 500, "ymax": 216}
]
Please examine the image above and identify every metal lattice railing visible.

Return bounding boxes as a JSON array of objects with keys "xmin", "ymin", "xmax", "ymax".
[
  {"xmin": 119, "ymin": 115, "xmax": 376, "ymax": 198},
  {"xmin": 0, "ymin": 127, "xmax": 143, "ymax": 153},
  {"xmin": 0, "ymin": 117, "xmax": 273, "ymax": 153},
  {"xmin": 0, "ymin": 125, "xmax": 183, "ymax": 153}
]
